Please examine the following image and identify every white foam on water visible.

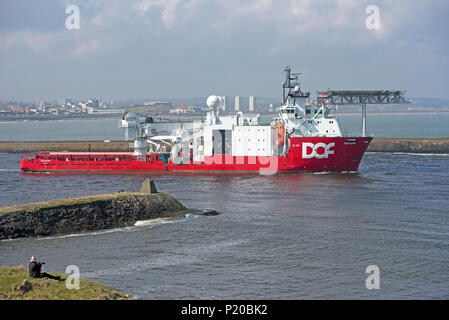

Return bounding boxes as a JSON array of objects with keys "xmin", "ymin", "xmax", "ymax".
[
  {"xmin": 2, "ymin": 214, "xmax": 197, "ymax": 242},
  {"xmin": 134, "ymin": 216, "xmax": 181, "ymax": 227},
  {"xmin": 366, "ymin": 151, "xmax": 449, "ymax": 157},
  {"xmin": 0, "ymin": 227, "xmax": 133, "ymax": 242},
  {"xmin": 36, "ymin": 227, "xmax": 135, "ymax": 241},
  {"xmin": 83, "ymin": 239, "xmax": 245, "ymax": 279},
  {"xmin": 392, "ymin": 152, "xmax": 449, "ymax": 157}
]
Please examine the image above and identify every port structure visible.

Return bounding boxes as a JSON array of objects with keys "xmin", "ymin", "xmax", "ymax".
[{"xmin": 316, "ymin": 90, "xmax": 407, "ymax": 137}]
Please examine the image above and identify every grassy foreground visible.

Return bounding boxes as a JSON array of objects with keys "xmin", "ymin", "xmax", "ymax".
[{"xmin": 0, "ymin": 266, "xmax": 131, "ymax": 300}]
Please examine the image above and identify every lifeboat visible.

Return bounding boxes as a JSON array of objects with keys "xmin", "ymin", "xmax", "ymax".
[{"xmin": 275, "ymin": 122, "xmax": 285, "ymax": 147}]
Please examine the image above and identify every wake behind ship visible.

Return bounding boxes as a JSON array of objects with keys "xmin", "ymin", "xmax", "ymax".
[{"xmin": 20, "ymin": 66, "xmax": 405, "ymax": 174}]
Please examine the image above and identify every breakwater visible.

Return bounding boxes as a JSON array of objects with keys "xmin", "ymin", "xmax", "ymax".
[
  {"xmin": 1, "ymin": 138, "xmax": 448, "ymax": 153},
  {"xmin": 367, "ymin": 137, "xmax": 449, "ymax": 153},
  {"xmin": 0, "ymin": 192, "xmax": 186, "ymax": 240},
  {"xmin": 0, "ymin": 140, "xmax": 132, "ymax": 153}
]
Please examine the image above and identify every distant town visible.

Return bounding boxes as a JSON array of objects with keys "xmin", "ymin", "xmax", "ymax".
[{"xmin": 0, "ymin": 95, "xmax": 448, "ymax": 121}]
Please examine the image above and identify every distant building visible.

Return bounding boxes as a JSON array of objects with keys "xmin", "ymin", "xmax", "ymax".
[
  {"xmin": 269, "ymin": 103, "xmax": 274, "ymax": 112},
  {"xmin": 88, "ymin": 107, "xmax": 124, "ymax": 114},
  {"xmin": 170, "ymin": 105, "xmax": 195, "ymax": 114},
  {"xmin": 36, "ymin": 98, "xmax": 45, "ymax": 111},
  {"xmin": 221, "ymin": 96, "xmax": 230, "ymax": 112},
  {"xmin": 249, "ymin": 96, "xmax": 256, "ymax": 112},
  {"xmin": 123, "ymin": 103, "xmax": 172, "ymax": 113},
  {"xmin": 234, "ymin": 96, "xmax": 242, "ymax": 111},
  {"xmin": 87, "ymin": 99, "xmax": 100, "ymax": 109},
  {"xmin": 144, "ymin": 101, "xmax": 172, "ymax": 107}
]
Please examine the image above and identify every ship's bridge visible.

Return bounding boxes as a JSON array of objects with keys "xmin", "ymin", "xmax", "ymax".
[{"xmin": 279, "ymin": 98, "xmax": 304, "ymax": 120}]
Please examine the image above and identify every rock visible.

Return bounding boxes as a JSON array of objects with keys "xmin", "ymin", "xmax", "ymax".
[
  {"xmin": 0, "ymin": 192, "xmax": 186, "ymax": 240},
  {"xmin": 12, "ymin": 280, "xmax": 33, "ymax": 293},
  {"xmin": 199, "ymin": 209, "xmax": 220, "ymax": 216}
]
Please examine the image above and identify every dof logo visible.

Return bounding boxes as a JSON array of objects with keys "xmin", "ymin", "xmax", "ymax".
[{"xmin": 302, "ymin": 142, "xmax": 335, "ymax": 159}]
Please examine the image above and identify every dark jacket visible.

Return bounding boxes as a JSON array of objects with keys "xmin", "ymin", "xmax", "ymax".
[{"xmin": 29, "ymin": 261, "xmax": 42, "ymax": 278}]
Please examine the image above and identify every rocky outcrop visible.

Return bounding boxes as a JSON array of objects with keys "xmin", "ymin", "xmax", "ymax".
[
  {"xmin": 12, "ymin": 280, "xmax": 33, "ymax": 294},
  {"xmin": 0, "ymin": 192, "xmax": 186, "ymax": 240}
]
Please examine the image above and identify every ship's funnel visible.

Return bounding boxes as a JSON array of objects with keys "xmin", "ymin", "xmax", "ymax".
[{"xmin": 206, "ymin": 95, "xmax": 224, "ymax": 108}]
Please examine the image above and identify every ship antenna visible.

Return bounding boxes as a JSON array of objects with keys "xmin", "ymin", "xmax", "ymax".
[{"xmin": 282, "ymin": 65, "xmax": 310, "ymax": 104}]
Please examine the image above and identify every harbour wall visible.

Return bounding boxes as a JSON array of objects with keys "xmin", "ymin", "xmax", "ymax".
[
  {"xmin": 0, "ymin": 140, "xmax": 133, "ymax": 153},
  {"xmin": 1, "ymin": 138, "xmax": 448, "ymax": 153},
  {"xmin": 0, "ymin": 192, "xmax": 187, "ymax": 240},
  {"xmin": 367, "ymin": 137, "xmax": 449, "ymax": 153}
]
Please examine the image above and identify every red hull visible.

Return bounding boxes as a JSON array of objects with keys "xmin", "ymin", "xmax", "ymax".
[{"xmin": 20, "ymin": 137, "xmax": 372, "ymax": 173}]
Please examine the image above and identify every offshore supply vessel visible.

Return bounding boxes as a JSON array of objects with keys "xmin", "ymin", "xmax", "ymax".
[{"xmin": 20, "ymin": 67, "xmax": 405, "ymax": 174}]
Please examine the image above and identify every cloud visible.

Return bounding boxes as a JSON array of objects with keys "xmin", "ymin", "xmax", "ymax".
[
  {"xmin": 0, "ymin": 0, "xmax": 448, "ymax": 100},
  {"xmin": 232, "ymin": 0, "xmax": 272, "ymax": 15},
  {"xmin": 134, "ymin": 0, "xmax": 187, "ymax": 29}
]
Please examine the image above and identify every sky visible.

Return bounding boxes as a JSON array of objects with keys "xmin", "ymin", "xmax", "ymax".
[{"xmin": 0, "ymin": 0, "xmax": 448, "ymax": 101}]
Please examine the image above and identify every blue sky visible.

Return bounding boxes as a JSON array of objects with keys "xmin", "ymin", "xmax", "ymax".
[{"xmin": 0, "ymin": 0, "xmax": 448, "ymax": 101}]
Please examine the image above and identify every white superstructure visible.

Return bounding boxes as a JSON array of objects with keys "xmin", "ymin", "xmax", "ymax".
[{"xmin": 119, "ymin": 67, "xmax": 344, "ymax": 165}]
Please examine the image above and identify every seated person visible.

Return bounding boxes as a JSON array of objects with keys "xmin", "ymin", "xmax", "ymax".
[{"xmin": 29, "ymin": 256, "xmax": 61, "ymax": 280}]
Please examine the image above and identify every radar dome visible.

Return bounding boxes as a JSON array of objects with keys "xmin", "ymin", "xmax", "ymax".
[{"xmin": 207, "ymin": 95, "xmax": 224, "ymax": 108}]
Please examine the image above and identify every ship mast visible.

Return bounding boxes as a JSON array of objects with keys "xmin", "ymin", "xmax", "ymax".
[{"xmin": 282, "ymin": 65, "xmax": 310, "ymax": 104}]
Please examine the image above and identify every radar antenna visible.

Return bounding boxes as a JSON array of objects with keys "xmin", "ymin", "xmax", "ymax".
[{"xmin": 282, "ymin": 65, "xmax": 310, "ymax": 104}]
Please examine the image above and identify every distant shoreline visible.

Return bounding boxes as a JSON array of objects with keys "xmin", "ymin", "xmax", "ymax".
[
  {"xmin": 0, "ymin": 115, "xmax": 120, "ymax": 123},
  {"xmin": 1, "ymin": 111, "xmax": 449, "ymax": 122},
  {"xmin": 337, "ymin": 111, "xmax": 449, "ymax": 116}
]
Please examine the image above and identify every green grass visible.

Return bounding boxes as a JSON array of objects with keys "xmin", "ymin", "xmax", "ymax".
[{"xmin": 0, "ymin": 266, "xmax": 131, "ymax": 300}]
